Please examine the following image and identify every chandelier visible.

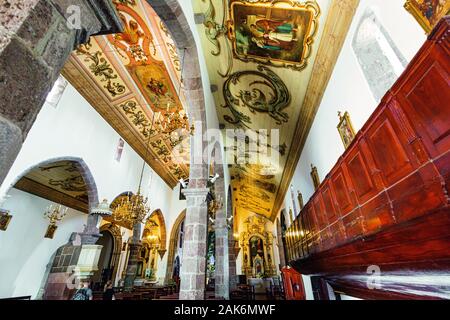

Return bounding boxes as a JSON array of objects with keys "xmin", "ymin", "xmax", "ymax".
[
  {"xmin": 43, "ymin": 204, "xmax": 68, "ymax": 239},
  {"xmin": 155, "ymin": 106, "xmax": 194, "ymax": 148},
  {"xmin": 113, "ymin": 189, "xmax": 150, "ymax": 225},
  {"xmin": 44, "ymin": 204, "xmax": 68, "ymax": 225},
  {"xmin": 113, "ymin": 111, "xmax": 157, "ymax": 226}
]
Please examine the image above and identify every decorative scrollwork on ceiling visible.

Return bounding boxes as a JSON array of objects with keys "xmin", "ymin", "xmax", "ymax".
[
  {"xmin": 202, "ymin": 0, "xmax": 234, "ymax": 77},
  {"xmin": 118, "ymin": 101, "xmax": 155, "ymax": 138},
  {"xmin": 223, "ymin": 65, "xmax": 291, "ymax": 128},
  {"xmin": 76, "ymin": 42, "xmax": 126, "ymax": 98},
  {"xmin": 49, "ymin": 175, "xmax": 86, "ymax": 193},
  {"xmin": 151, "ymin": 139, "xmax": 172, "ymax": 163}
]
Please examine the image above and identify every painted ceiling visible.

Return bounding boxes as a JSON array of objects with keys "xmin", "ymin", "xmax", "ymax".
[
  {"xmin": 193, "ymin": 0, "xmax": 359, "ymax": 220},
  {"xmin": 62, "ymin": 0, "xmax": 190, "ymax": 188},
  {"xmin": 14, "ymin": 161, "xmax": 89, "ymax": 213}
]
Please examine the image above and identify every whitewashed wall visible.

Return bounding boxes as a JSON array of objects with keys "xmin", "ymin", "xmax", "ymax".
[
  {"xmin": 0, "ymin": 83, "xmax": 186, "ymax": 298},
  {"xmin": 282, "ymin": 0, "xmax": 427, "ymax": 223}
]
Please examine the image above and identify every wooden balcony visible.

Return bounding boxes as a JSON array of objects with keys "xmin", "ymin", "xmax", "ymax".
[{"xmin": 285, "ymin": 17, "xmax": 450, "ymax": 299}]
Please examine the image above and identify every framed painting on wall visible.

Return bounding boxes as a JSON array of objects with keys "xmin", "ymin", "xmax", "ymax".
[
  {"xmin": 404, "ymin": 0, "xmax": 450, "ymax": 33},
  {"xmin": 227, "ymin": 0, "xmax": 320, "ymax": 70},
  {"xmin": 337, "ymin": 111, "xmax": 356, "ymax": 149},
  {"xmin": 310, "ymin": 164, "xmax": 320, "ymax": 191},
  {"xmin": 0, "ymin": 210, "xmax": 12, "ymax": 231},
  {"xmin": 297, "ymin": 191, "xmax": 304, "ymax": 210}
]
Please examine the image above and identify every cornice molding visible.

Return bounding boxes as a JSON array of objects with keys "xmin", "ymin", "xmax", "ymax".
[{"xmin": 271, "ymin": 0, "xmax": 360, "ymax": 221}]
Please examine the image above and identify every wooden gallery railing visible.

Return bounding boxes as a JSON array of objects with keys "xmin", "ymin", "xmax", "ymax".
[{"xmin": 285, "ymin": 17, "xmax": 450, "ymax": 267}]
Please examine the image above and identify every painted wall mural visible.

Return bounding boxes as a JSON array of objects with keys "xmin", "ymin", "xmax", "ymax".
[{"xmin": 63, "ymin": 0, "xmax": 190, "ymax": 187}]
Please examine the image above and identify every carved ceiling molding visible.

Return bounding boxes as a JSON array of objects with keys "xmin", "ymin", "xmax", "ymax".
[{"xmin": 271, "ymin": 0, "xmax": 360, "ymax": 220}]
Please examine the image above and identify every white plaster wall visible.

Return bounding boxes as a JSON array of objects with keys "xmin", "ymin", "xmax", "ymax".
[
  {"xmin": 0, "ymin": 82, "xmax": 187, "ymax": 296},
  {"xmin": 282, "ymin": 0, "xmax": 427, "ymax": 223},
  {"xmin": 0, "ymin": 189, "xmax": 86, "ymax": 299}
]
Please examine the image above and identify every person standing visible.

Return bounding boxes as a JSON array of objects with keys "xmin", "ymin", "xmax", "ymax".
[{"xmin": 72, "ymin": 281, "xmax": 93, "ymax": 301}]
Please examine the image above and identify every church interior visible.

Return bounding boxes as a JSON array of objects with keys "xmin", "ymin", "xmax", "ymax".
[{"xmin": 0, "ymin": 0, "xmax": 449, "ymax": 301}]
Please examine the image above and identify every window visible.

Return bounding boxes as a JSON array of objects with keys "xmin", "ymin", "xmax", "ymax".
[{"xmin": 352, "ymin": 8, "xmax": 407, "ymax": 102}]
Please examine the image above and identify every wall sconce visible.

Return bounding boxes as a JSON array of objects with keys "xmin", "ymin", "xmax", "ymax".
[
  {"xmin": 43, "ymin": 204, "xmax": 68, "ymax": 239},
  {"xmin": 0, "ymin": 209, "xmax": 12, "ymax": 231}
]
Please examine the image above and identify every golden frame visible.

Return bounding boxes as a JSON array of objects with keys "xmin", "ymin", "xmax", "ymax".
[
  {"xmin": 297, "ymin": 191, "xmax": 304, "ymax": 210},
  {"xmin": 404, "ymin": 0, "xmax": 450, "ymax": 34},
  {"xmin": 227, "ymin": 0, "xmax": 321, "ymax": 71},
  {"xmin": 0, "ymin": 210, "xmax": 12, "ymax": 231},
  {"xmin": 45, "ymin": 224, "xmax": 58, "ymax": 239},
  {"xmin": 337, "ymin": 111, "xmax": 356, "ymax": 149},
  {"xmin": 310, "ymin": 164, "xmax": 320, "ymax": 191}
]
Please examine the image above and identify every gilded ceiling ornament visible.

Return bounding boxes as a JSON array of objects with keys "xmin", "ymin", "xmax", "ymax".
[
  {"xmin": 201, "ymin": 0, "xmax": 234, "ymax": 77},
  {"xmin": 118, "ymin": 101, "xmax": 155, "ymax": 138},
  {"xmin": 151, "ymin": 140, "xmax": 172, "ymax": 163},
  {"xmin": 76, "ymin": 42, "xmax": 126, "ymax": 97},
  {"xmin": 226, "ymin": 0, "xmax": 321, "ymax": 71},
  {"xmin": 223, "ymin": 65, "xmax": 291, "ymax": 127}
]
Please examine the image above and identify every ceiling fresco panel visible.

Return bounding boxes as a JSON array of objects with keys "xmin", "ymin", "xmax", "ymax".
[
  {"xmin": 194, "ymin": 0, "xmax": 359, "ymax": 220},
  {"xmin": 62, "ymin": 0, "xmax": 191, "ymax": 188}
]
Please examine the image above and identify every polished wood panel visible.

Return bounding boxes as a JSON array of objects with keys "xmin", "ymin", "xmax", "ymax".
[{"xmin": 286, "ymin": 17, "xmax": 450, "ymax": 300}]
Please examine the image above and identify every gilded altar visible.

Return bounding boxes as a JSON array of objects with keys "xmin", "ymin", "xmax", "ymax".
[{"xmin": 239, "ymin": 215, "xmax": 276, "ymax": 278}]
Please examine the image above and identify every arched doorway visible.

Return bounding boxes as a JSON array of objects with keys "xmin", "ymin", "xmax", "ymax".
[
  {"xmin": 138, "ymin": 209, "xmax": 167, "ymax": 281},
  {"xmin": 0, "ymin": 157, "xmax": 98, "ymax": 299},
  {"xmin": 91, "ymin": 223, "xmax": 123, "ymax": 290},
  {"xmin": 165, "ymin": 209, "xmax": 186, "ymax": 286}
]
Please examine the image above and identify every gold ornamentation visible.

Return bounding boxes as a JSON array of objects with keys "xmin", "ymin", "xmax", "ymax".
[
  {"xmin": 337, "ymin": 111, "xmax": 356, "ymax": 149},
  {"xmin": 404, "ymin": 0, "xmax": 450, "ymax": 34},
  {"xmin": 310, "ymin": 164, "xmax": 320, "ymax": 191},
  {"xmin": 0, "ymin": 209, "xmax": 12, "ymax": 231},
  {"xmin": 44, "ymin": 204, "xmax": 68, "ymax": 239},
  {"xmin": 113, "ymin": 191, "xmax": 150, "ymax": 225},
  {"xmin": 151, "ymin": 139, "xmax": 172, "ymax": 163},
  {"xmin": 119, "ymin": 101, "xmax": 155, "ymax": 138},
  {"xmin": 227, "ymin": 0, "xmax": 321, "ymax": 71},
  {"xmin": 76, "ymin": 42, "xmax": 126, "ymax": 97},
  {"xmin": 297, "ymin": 191, "xmax": 304, "ymax": 210}
]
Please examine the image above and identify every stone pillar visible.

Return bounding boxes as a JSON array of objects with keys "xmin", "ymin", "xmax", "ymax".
[
  {"xmin": 214, "ymin": 181, "xmax": 229, "ymax": 299},
  {"xmin": 124, "ymin": 222, "xmax": 142, "ymax": 291},
  {"xmin": 214, "ymin": 208, "xmax": 229, "ymax": 299},
  {"xmin": 276, "ymin": 219, "xmax": 287, "ymax": 268},
  {"xmin": 0, "ymin": 0, "xmax": 122, "ymax": 184},
  {"xmin": 228, "ymin": 237, "xmax": 238, "ymax": 291},
  {"xmin": 179, "ymin": 188, "xmax": 209, "ymax": 300}
]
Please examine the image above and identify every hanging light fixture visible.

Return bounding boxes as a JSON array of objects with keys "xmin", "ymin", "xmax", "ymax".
[
  {"xmin": 43, "ymin": 204, "xmax": 68, "ymax": 239},
  {"xmin": 113, "ymin": 113, "xmax": 157, "ymax": 226}
]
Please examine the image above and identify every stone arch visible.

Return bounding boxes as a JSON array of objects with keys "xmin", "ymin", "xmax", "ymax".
[
  {"xmin": 146, "ymin": 209, "xmax": 167, "ymax": 255},
  {"xmin": 7, "ymin": 156, "xmax": 99, "ymax": 211},
  {"xmin": 99, "ymin": 223, "xmax": 123, "ymax": 284},
  {"xmin": 165, "ymin": 209, "xmax": 186, "ymax": 284}
]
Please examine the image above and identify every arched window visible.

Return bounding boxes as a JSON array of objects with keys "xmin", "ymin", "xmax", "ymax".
[{"xmin": 352, "ymin": 8, "xmax": 407, "ymax": 102}]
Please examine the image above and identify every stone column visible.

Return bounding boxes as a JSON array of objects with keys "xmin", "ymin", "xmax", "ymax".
[
  {"xmin": 179, "ymin": 188, "xmax": 209, "ymax": 300},
  {"xmin": 214, "ymin": 205, "xmax": 229, "ymax": 299},
  {"xmin": 124, "ymin": 222, "xmax": 142, "ymax": 291},
  {"xmin": 0, "ymin": 0, "xmax": 122, "ymax": 184},
  {"xmin": 228, "ymin": 237, "xmax": 238, "ymax": 291}
]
